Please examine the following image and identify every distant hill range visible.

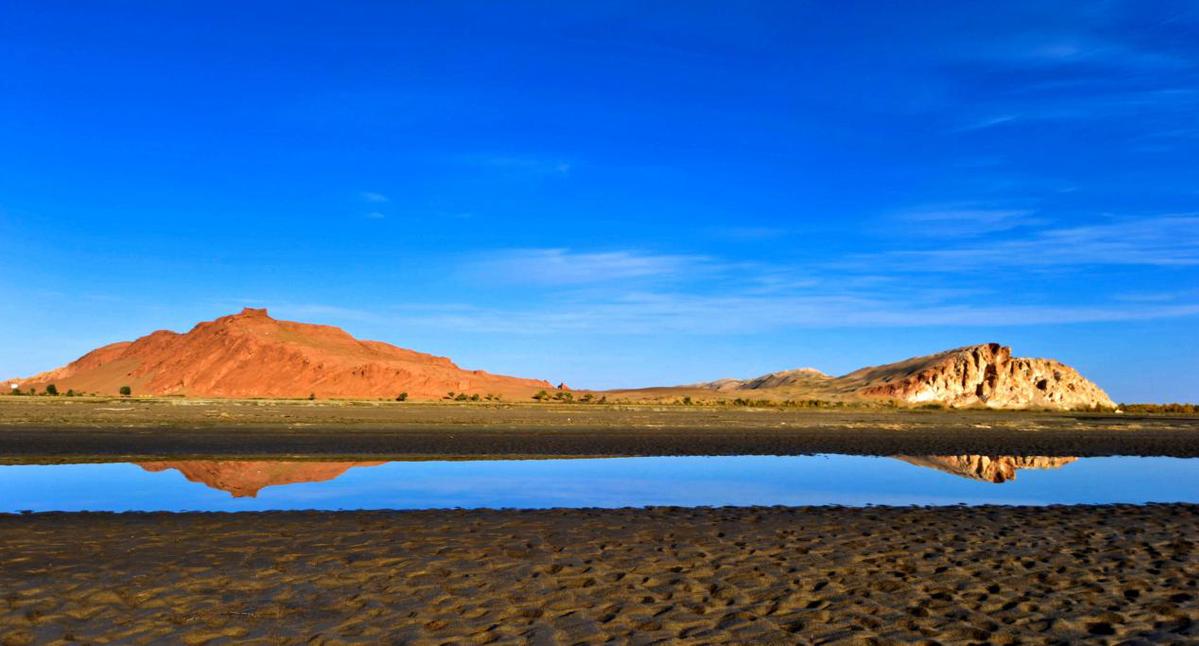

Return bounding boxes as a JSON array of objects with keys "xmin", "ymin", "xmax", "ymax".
[
  {"xmin": 14, "ymin": 308, "xmax": 553, "ymax": 400},
  {"xmin": 608, "ymin": 343, "xmax": 1114, "ymax": 410},
  {"xmin": 13, "ymin": 310, "xmax": 1113, "ymax": 409}
]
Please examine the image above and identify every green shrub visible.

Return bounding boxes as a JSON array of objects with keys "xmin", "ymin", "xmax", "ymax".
[
  {"xmin": 532, "ymin": 390, "xmax": 548, "ymax": 401},
  {"xmin": 45, "ymin": 384, "xmax": 58, "ymax": 396},
  {"xmin": 454, "ymin": 393, "xmax": 469, "ymax": 401},
  {"xmin": 119, "ymin": 385, "xmax": 132, "ymax": 397},
  {"xmin": 396, "ymin": 392, "xmax": 408, "ymax": 402}
]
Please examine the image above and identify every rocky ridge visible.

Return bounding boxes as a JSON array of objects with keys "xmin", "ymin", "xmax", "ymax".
[
  {"xmin": 844, "ymin": 343, "xmax": 1114, "ymax": 409},
  {"xmin": 687, "ymin": 343, "xmax": 1113, "ymax": 410}
]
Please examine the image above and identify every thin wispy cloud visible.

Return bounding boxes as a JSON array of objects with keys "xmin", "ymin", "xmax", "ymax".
[
  {"xmin": 361, "ymin": 191, "xmax": 389, "ymax": 203},
  {"xmin": 380, "ymin": 294, "xmax": 1199, "ymax": 336},
  {"xmin": 459, "ymin": 154, "xmax": 572, "ymax": 176},
  {"xmin": 941, "ymin": 12, "xmax": 1199, "ymax": 135},
  {"xmin": 977, "ymin": 35, "xmax": 1190, "ymax": 71},
  {"xmin": 957, "ymin": 88, "xmax": 1199, "ymax": 131},
  {"xmin": 467, "ymin": 249, "xmax": 714, "ymax": 286},
  {"xmin": 864, "ymin": 215, "xmax": 1199, "ymax": 270},
  {"xmin": 892, "ymin": 205, "xmax": 1038, "ymax": 237},
  {"xmin": 705, "ymin": 226, "xmax": 789, "ymax": 241}
]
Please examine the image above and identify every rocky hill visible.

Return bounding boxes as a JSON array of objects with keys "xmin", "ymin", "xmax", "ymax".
[
  {"xmin": 694, "ymin": 368, "xmax": 832, "ymax": 392},
  {"xmin": 643, "ymin": 343, "xmax": 1113, "ymax": 410},
  {"xmin": 15, "ymin": 308, "xmax": 554, "ymax": 400},
  {"xmin": 842, "ymin": 343, "xmax": 1114, "ymax": 409}
]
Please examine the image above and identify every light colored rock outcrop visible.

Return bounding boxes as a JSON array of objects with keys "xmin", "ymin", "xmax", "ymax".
[
  {"xmin": 683, "ymin": 343, "xmax": 1112, "ymax": 410},
  {"xmin": 847, "ymin": 343, "xmax": 1114, "ymax": 409}
]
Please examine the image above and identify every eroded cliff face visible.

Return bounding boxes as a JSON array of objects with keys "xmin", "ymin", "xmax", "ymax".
[
  {"xmin": 17, "ymin": 308, "xmax": 554, "ymax": 400},
  {"xmin": 848, "ymin": 343, "xmax": 1114, "ymax": 409},
  {"xmin": 137, "ymin": 461, "xmax": 387, "ymax": 497},
  {"xmin": 895, "ymin": 455, "xmax": 1078, "ymax": 483},
  {"xmin": 681, "ymin": 343, "xmax": 1113, "ymax": 410}
]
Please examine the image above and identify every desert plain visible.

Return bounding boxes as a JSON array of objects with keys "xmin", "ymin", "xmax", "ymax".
[
  {"xmin": 1, "ymin": 397, "xmax": 1198, "ymax": 644},
  {"xmin": 2, "ymin": 397, "xmax": 1199, "ymax": 461}
]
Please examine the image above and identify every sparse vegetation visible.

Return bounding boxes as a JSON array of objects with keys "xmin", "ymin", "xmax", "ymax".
[
  {"xmin": 119, "ymin": 385, "xmax": 132, "ymax": 397},
  {"xmin": 308, "ymin": 392, "xmax": 316, "ymax": 400},
  {"xmin": 1119, "ymin": 403, "xmax": 1199, "ymax": 414},
  {"xmin": 454, "ymin": 393, "xmax": 469, "ymax": 401},
  {"xmin": 532, "ymin": 390, "xmax": 549, "ymax": 401},
  {"xmin": 45, "ymin": 384, "xmax": 58, "ymax": 396},
  {"xmin": 66, "ymin": 389, "xmax": 77, "ymax": 397},
  {"xmin": 713, "ymin": 397, "xmax": 860, "ymax": 409},
  {"xmin": 396, "ymin": 392, "xmax": 408, "ymax": 402}
]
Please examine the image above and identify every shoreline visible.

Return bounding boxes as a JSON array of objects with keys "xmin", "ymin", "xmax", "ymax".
[
  {"xmin": 2, "ymin": 505, "xmax": 1195, "ymax": 643},
  {"xmin": 3, "ymin": 421, "xmax": 1199, "ymax": 458},
  {"xmin": 2, "ymin": 400, "xmax": 1199, "ymax": 458}
]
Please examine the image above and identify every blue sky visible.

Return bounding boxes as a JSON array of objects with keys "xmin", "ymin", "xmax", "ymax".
[{"xmin": 1, "ymin": 1, "xmax": 1197, "ymax": 401}]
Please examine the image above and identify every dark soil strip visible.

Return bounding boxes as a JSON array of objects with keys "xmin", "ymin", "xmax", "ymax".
[{"xmin": 2, "ymin": 420, "xmax": 1199, "ymax": 459}]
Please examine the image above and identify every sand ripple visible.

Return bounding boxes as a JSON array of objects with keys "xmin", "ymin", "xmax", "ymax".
[{"xmin": 0, "ymin": 505, "xmax": 1196, "ymax": 644}]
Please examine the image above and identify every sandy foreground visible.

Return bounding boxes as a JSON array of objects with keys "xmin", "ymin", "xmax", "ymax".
[{"xmin": 1, "ymin": 505, "xmax": 1196, "ymax": 644}]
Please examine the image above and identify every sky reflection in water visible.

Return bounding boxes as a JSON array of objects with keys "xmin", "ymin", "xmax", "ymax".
[{"xmin": 1, "ymin": 455, "xmax": 1196, "ymax": 513}]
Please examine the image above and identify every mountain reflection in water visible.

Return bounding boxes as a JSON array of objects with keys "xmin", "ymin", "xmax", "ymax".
[
  {"xmin": 894, "ymin": 455, "xmax": 1077, "ymax": 483},
  {"xmin": 136, "ymin": 454, "xmax": 1080, "ymax": 497},
  {"xmin": 138, "ymin": 461, "xmax": 386, "ymax": 497}
]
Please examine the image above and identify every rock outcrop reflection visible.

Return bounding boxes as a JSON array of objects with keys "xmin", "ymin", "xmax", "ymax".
[
  {"xmin": 137, "ymin": 461, "xmax": 386, "ymax": 497},
  {"xmin": 895, "ymin": 455, "xmax": 1077, "ymax": 483}
]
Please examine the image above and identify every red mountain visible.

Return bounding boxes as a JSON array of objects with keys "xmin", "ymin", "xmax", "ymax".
[{"xmin": 17, "ymin": 308, "xmax": 553, "ymax": 400}]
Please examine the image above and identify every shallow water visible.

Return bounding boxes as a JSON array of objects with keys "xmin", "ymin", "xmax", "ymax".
[{"xmin": 1, "ymin": 455, "xmax": 1196, "ymax": 512}]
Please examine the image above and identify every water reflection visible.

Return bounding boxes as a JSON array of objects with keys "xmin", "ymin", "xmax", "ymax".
[
  {"xmin": 1, "ymin": 454, "xmax": 1193, "ymax": 512},
  {"xmin": 137, "ymin": 461, "xmax": 386, "ymax": 498},
  {"xmin": 894, "ymin": 455, "xmax": 1077, "ymax": 483},
  {"xmin": 136, "ymin": 455, "xmax": 1080, "ymax": 496}
]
